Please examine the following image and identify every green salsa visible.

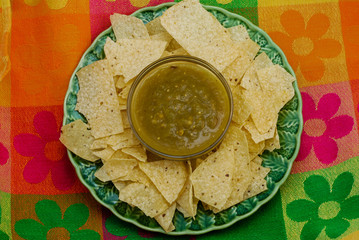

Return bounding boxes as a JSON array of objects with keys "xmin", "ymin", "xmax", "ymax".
[{"xmin": 130, "ymin": 61, "xmax": 231, "ymax": 156}]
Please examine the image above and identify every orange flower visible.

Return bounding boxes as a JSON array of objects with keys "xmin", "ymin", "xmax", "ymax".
[{"xmin": 269, "ymin": 10, "xmax": 341, "ymax": 82}]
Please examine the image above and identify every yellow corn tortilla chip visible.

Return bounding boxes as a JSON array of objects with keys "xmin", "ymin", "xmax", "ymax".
[
  {"xmin": 244, "ymin": 177, "xmax": 268, "ymax": 200},
  {"xmin": 94, "ymin": 166, "xmax": 111, "ymax": 182},
  {"xmin": 265, "ymin": 128, "xmax": 280, "ymax": 152},
  {"xmin": 139, "ymin": 160, "xmax": 187, "ymax": 204},
  {"xmin": 155, "ymin": 203, "xmax": 176, "ymax": 232},
  {"xmin": 177, "ymin": 205, "xmax": 191, "ymax": 218},
  {"xmin": 104, "ymin": 38, "xmax": 167, "ymax": 82},
  {"xmin": 108, "ymin": 150, "xmax": 135, "ymax": 161},
  {"xmin": 106, "ymin": 129, "xmax": 136, "ymax": 147},
  {"xmin": 59, "ymin": 120, "xmax": 99, "ymax": 162},
  {"xmin": 256, "ymin": 64, "xmax": 295, "ymax": 112},
  {"xmin": 113, "ymin": 181, "xmax": 129, "ymax": 191},
  {"xmin": 75, "ymin": 60, "xmax": 124, "ymax": 139},
  {"xmin": 161, "ymin": 47, "xmax": 189, "ymax": 58},
  {"xmin": 228, "ymin": 25, "xmax": 250, "ymax": 42},
  {"xmin": 117, "ymin": 96, "xmax": 127, "ymax": 105},
  {"xmin": 251, "ymin": 156, "xmax": 263, "ymax": 165},
  {"xmin": 241, "ymin": 39, "xmax": 261, "ymax": 60},
  {"xmin": 118, "ymin": 166, "xmax": 152, "ymax": 187},
  {"xmin": 231, "ymin": 86, "xmax": 251, "ymax": 127},
  {"xmin": 91, "ymin": 137, "xmax": 108, "ymax": 150},
  {"xmin": 119, "ymin": 182, "xmax": 170, "ymax": 218},
  {"xmin": 145, "ymin": 17, "xmax": 166, "ymax": 35},
  {"xmin": 114, "ymin": 75, "xmax": 126, "ymax": 89},
  {"xmin": 150, "ymin": 32, "xmax": 173, "ymax": 47},
  {"xmin": 243, "ymin": 118, "xmax": 276, "ymax": 143},
  {"xmin": 119, "ymin": 104, "xmax": 127, "ymax": 110},
  {"xmin": 103, "ymin": 160, "xmax": 138, "ymax": 180},
  {"xmin": 121, "ymin": 111, "xmax": 130, "ymax": 129},
  {"xmin": 177, "ymin": 162, "xmax": 197, "ymax": 218},
  {"xmin": 93, "ymin": 146, "xmax": 115, "ymax": 161},
  {"xmin": 110, "ymin": 13, "xmax": 149, "ymax": 40},
  {"xmin": 121, "ymin": 146, "xmax": 147, "ymax": 162},
  {"xmin": 191, "ymin": 146, "xmax": 235, "ymax": 209},
  {"xmin": 160, "ymin": 0, "xmax": 240, "ymax": 71},
  {"xmin": 222, "ymin": 54, "xmax": 252, "ymax": 87},
  {"xmin": 250, "ymin": 161, "xmax": 270, "ymax": 179},
  {"xmin": 166, "ymin": 38, "xmax": 182, "ymax": 52},
  {"xmin": 244, "ymin": 129, "xmax": 265, "ymax": 160}
]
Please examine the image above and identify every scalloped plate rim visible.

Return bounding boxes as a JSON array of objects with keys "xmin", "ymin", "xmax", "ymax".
[{"xmin": 63, "ymin": 2, "xmax": 303, "ymax": 236}]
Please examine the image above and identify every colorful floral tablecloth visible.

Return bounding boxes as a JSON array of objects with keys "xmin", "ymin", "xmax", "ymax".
[{"xmin": 1, "ymin": 0, "xmax": 359, "ymax": 239}]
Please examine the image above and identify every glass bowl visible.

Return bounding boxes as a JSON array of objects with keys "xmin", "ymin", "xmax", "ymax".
[{"xmin": 127, "ymin": 55, "xmax": 233, "ymax": 160}]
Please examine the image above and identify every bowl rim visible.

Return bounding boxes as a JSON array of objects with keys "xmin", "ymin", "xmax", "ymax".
[
  {"xmin": 62, "ymin": 2, "xmax": 304, "ymax": 235},
  {"xmin": 127, "ymin": 55, "xmax": 234, "ymax": 160}
]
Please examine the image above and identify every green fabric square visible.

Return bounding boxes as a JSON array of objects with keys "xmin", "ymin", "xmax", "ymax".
[
  {"xmin": 196, "ymin": 192, "xmax": 287, "ymax": 240},
  {"xmin": 0, "ymin": 191, "xmax": 11, "ymax": 240},
  {"xmin": 281, "ymin": 157, "xmax": 359, "ymax": 240}
]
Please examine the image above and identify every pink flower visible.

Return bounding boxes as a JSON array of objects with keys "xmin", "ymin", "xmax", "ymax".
[
  {"xmin": 0, "ymin": 143, "xmax": 9, "ymax": 165},
  {"xmin": 14, "ymin": 111, "xmax": 76, "ymax": 190},
  {"xmin": 297, "ymin": 92, "xmax": 354, "ymax": 164}
]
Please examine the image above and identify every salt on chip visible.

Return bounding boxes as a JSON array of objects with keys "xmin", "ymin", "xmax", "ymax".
[
  {"xmin": 145, "ymin": 17, "xmax": 166, "ymax": 35},
  {"xmin": 93, "ymin": 146, "xmax": 115, "ymax": 161},
  {"xmin": 139, "ymin": 160, "xmax": 187, "ymax": 204},
  {"xmin": 59, "ymin": 120, "xmax": 99, "ymax": 162},
  {"xmin": 243, "ymin": 118, "xmax": 276, "ymax": 143},
  {"xmin": 110, "ymin": 13, "xmax": 149, "ymax": 40},
  {"xmin": 119, "ymin": 182, "xmax": 170, "ymax": 218},
  {"xmin": 103, "ymin": 160, "xmax": 138, "ymax": 180},
  {"xmin": 122, "ymin": 146, "xmax": 147, "ymax": 162},
  {"xmin": 160, "ymin": 0, "xmax": 240, "ymax": 71},
  {"xmin": 155, "ymin": 203, "xmax": 176, "ymax": 232},
  {"xmin": 94, "ymin": 165, "xmax": 111, "ymax": 182},
  {"xmin": 191, "ymin": 146, "xmax": 235, "ymax": 209},
  {"xmin": 104, "ymin": 38, "xmax": 167, "ymax": 82},
  {"xmin": 75, "ymin": 60, "xmax": 124, "ymax": 139}
]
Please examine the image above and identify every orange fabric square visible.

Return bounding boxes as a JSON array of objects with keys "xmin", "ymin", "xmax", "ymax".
[
  {"xmin": 258, "ymin": 2, "xmax": 349, "ymax": 88},
  {"xmin": 0, "ymin": 107, "xmax": 11, "ymax": 192},
  {"xmin": 11, "ymin": 14, "xmax": 91, "ymax": 107},
  {"xmin": 339, "ymin": 0, "xmax": 359, "ymax": 80},
  {"xmin": 0, "ymin": 73, "xmax": 11, "ymax": 107},
  {"xmin": 11, "ymin": 105, "xmax": 88, "ymax": 194}
]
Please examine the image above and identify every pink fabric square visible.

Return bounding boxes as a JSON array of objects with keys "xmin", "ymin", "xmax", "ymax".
[
  {"xmin": 0, "ymin": 107, "xmax": 11, "ymax": 192},
  {"xmin": 292, "ymin": 81, "xmax": 359, "ymax": 173},
  {"xmin": 89, "ymin": 0, "xmax": 173, "ymax": 40}
]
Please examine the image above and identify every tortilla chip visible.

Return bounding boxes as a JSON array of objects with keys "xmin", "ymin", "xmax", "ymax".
[
  {"xmin": 59, "ymin": 120, "xmax": 99, "ymax": 162},
  {"xmin": 228, "ymin": 25, "xmax": 250, "ymax": 42},
  {"xmin": 90, "ymin": 138, "xmax": 108, "ymax": 150},
  {"xmin": 113, "ymin": 181, "xmax": 129, "ymax": 191},
  {"xmin": 241, "ymin": 39, "xmax": 261, "ymax": 60},
  {"xmin": 244, "ymin": 129, "xmax": 265, "ymax": 160},
  {"xmin": 103, "ymin": 160, "xmax": 138, "ymax": 180},
  {"xmin": 121, "ymin": 111, "xmax": 130, "ymax": 129},
  {"xmin": 106, "ymin": 129, "xmax": 135, "ymax": 147},
  {"xmin": 108, "ymin": 150, "xmax": 135, "ymax": 161},
  {"xmin": 250, "ymin": 161, "xmax": 270, "ymax": 179},
  {"xmin": 160, "ymin": 0, "xmax": 240, "ymax": 71},
  {"xmin": 222, "ymin": 54, "xmax": 252, "ymax": 87},
  {"xmin": 161, "ymin": 47, "xmax": 189, "ymax": 58},
  {"xmin": 244, "ymin": 177, "xmax": 268, "ymax": 199},
  {"xmin": 118, "ymin": 166, "xmax": 152, "ymax": 187},
  {"xmin": 114, "ymin": 75, "xmax": 126, "ymax": 90},
  {"xmin": 256, "ymin": 64, "xmax": 295, "ymax": 112},
  {"xmin": 76, "ymin": 60, "xmax": 124, "ymax": 138},
  {"xmin": 119, "ymin": 104, "xmax": 127, "ymax": 110},
  {"xmin": 150, "ymin": 31, "xmax": 173, "ymax": 47},
  {"xmin": 118, "ymin": 96, "xmax": 127, "ymax": 105},
  {"xmin": 166, "ymin": 38, "xmax": 182, "ymax": 52},
  {"xmin": 139, "ymin": 160, "xmax": 187, "ymax": 204},
  {"xmin": 155, "ymin": 203, "xmax": 176, "ymax": 232},
  {"xmin": 177, "ymin": 205, "xmax": 191, "ymax": 218},
  {"xmin": 191, "ymin": 146, "xmax": 235, "ymax": 209},
  {"xmin": 241, "ymin": 52, "xmax": 273, "ymax": 90},
  {"xmin": 251, "ymin": 156, "xmax": 263, "ymax": 165},
  {"xmin": 94, "ymin": 165, "xmax": 111, "ymax": 182},
  {"xmin": 119, "ymin": 182, "xmax": 170, "ymax": 218},
  {"xmin": 243, "ymin": 118, "xmax": 276, "ymax": 143},
  {"xmin": 145, "ymin": 17, "xmax": 166, "ymax": 35},
  {"xmin": 93, "ymin": 146, "xmax": 115, "ymax": 161},
  {"xmin": 122, "ymin": 146, "xmax": 147, "ymax": 162},
  {"xmin": 177, "ymin": 162, "xmax": 197, "ymax": 218},
  {"xmin": 264, "ymin": 129, "xmax": 280, "ymax": 152},
  {"xmin": 231, "ymin": 86, "xmax": 251, "ymax": 127},
  {"xmin": 104, "ymin": 38, "xmax": 167, "ymax": 82},
  {"xmin": 110, "ymin": 13, "xmax": 149, "ymax": 40},
  {"xmin": 118, "ymin": 84, "xmax": 131, "ymax": 100}
]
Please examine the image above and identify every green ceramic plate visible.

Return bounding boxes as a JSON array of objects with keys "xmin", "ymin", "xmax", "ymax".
[{"xmin": 63, "ymin": 2, "xmax": 303, "ymax": 235}]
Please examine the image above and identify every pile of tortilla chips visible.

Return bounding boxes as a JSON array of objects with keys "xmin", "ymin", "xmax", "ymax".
[{"xmin": 60, "ymin": 0, "xmax": 295, "ymax": 233}]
